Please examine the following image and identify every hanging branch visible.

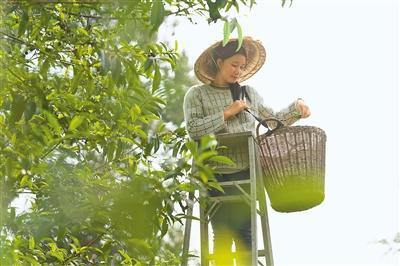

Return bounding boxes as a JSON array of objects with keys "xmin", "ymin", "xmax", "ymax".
[{"xmin": 0, "ymin": 31, "xmax": 80, "ymax": 66}]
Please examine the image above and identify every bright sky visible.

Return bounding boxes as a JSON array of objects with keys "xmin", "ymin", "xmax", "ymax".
[{"xmin": 160, "ymin": 0, "xmax": 400, "ymax": 265}]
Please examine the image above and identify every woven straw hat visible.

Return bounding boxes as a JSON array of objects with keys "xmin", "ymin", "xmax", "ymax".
[{"xmin": 194, "ymin": 36, "xmax": 266, "ymax": 85}]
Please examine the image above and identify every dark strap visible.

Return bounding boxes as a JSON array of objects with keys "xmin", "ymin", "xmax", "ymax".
[
  {"xmin": 229, "ymin": 84, "xmax": 282, "ymax": 131},
  {"xmin": 240, "ymin": 86, "xmax": 251, "ymax": 103}
]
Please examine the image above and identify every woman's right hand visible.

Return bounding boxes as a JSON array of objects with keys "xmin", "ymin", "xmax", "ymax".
[{"xmin": 223, "ymin": 100, "xmax": 248, "ymax": 120}]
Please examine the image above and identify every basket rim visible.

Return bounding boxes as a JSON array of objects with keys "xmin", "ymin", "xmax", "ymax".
[{"xmin": 257, "ymin": 125, "xmax": 327, "ymax": 139}]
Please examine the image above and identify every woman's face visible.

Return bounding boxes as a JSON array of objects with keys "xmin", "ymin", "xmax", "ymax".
[{"xmin": 215, "ymin": 53, "xmax": 247, "ymax": 84}]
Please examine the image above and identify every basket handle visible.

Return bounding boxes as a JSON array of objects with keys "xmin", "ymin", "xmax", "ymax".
[{"xmin": 256, "ymin": 118, "xmax": 284, "ymax": 139}]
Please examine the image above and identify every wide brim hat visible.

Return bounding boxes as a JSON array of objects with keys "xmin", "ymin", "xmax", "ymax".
[{"xmin": 194, "ymin": 36, "xmax": 266, "ymax": 85}]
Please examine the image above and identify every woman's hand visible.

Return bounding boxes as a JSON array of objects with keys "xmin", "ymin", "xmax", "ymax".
[
  {"xmin": 224, "ymin": 100, "xmax": 248, "ymax": 120},
  {"xmin": 296, "ymin": 99, "xmax": 311, "ymax": 118}
]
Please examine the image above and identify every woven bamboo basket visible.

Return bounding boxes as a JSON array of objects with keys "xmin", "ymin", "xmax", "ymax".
[{"xmin": 256, "ymin": 119, "xmax": 327, "ymax": 212}]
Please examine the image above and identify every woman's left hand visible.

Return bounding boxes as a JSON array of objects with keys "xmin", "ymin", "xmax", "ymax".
[{"xmin": 296, "ymin": 99, "xmax": 311, "ymax": 118}]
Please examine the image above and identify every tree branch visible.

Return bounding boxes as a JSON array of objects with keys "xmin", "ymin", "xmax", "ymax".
[
  {"xmin": 6, "ymin": 67, "xmax": 25, "ymax": 83},
  {"xmin": 0, "ymin": 31, "xmax": 80, "ymax": 66}
]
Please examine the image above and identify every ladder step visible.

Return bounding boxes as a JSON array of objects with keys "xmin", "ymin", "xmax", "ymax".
[
  {"xmin": 207, "ymin": 249, "xmax": 267, "ymax": 259},
  {"xmin": 208, "ymin": 195, "xmax": 245, "ymax": 202},
  {"xmin": 217, "ymin": 180, "xmax": 251, "ymax": 186}
]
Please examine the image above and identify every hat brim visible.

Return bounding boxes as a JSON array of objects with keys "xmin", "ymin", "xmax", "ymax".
[{"xmin": 194, "ymin": 37, "xmax": 266, "ymax": 85}]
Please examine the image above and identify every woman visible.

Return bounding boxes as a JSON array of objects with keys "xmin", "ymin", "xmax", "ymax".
[{"xmin": 183, "ymin": 36, "xmax": 310, "ymax": 265}]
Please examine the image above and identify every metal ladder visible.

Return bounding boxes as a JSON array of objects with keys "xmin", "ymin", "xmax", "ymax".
[{"xmin": 181, "ymin": 131, "xmax": 274, "ymax": 266}]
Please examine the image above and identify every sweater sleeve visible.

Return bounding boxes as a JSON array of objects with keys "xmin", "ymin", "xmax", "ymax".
[
  {"xmin": 183, "ymin": 86, "xmax": 228, "ymax": 140},
  {"xmin": 249, "ymin": 86, "xmax": 301, "ymax": 128}
]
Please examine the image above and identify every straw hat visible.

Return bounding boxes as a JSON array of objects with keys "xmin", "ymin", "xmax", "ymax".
[{"xmin": 194, "ymin": 36, "xmax": 266, "ymax": 85}]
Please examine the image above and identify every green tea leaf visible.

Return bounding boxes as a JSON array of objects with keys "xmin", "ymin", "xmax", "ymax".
[
  {"xmin": 207, "ymin": 181, "xmax": 224, "ymax": 192},
  {"xmin": 29, "ymin": 236, "xmax": 35, "ymax": 250},
  {"xmin": 44, "ymin": 111, "xmax": 62, "ymax": 135},
  {"xmin": 160, "ymin": 217, "xmax": 169, "ymax": 237},
  {"xmin": 229, "ymin": 18, "xmax": 237, "ymax": 33},
  {"xmin": 185, "ymin": 141, "xmax": 198, "ymax": 155},
  {"xmin": 208, "ymin": 155, "xmax": 235, "ymax": 165},
  {"xmin": 68, "ymin": 115, "xmax": 84, "ymax": 131},
  {"xmin": 24, "ymin": 101, "xmax": 36, "ymax": 121},
  {"xmin": 178, "ymin": 183, "xmax": 196, "ymax": 193},
  {"xmin": 150, "ymin": 0, "xmax": 165, "ymax": 31},
  {"xmin": 223, "ymin": 20, "xmax": 231, "ymax": 46},
  {"xmin": 20, "ymin": 175, "xmax": 29, "ymax": 187},
  {"xmin": 236, "ymin": 23, "xmax": 243, "ymax": 51},
  {"xmin": 18, "ymin": 9, "xmax": 29, "ymax": 37},
  {"xmin": 152, "ymin": 63, "xmax": 161, "ymax": 93},
  {"xmin": 11, "ymin": 93, "xmax": 26, "ymax": 124}
]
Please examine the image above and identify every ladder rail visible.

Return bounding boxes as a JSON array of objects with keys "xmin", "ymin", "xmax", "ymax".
[{"xmin": 181, "ymin": 132, "xmax": 274, "ymax": 266}]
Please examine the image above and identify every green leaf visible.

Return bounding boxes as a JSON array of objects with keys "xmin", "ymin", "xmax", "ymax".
[
  {"xmin": 236, "ymin": 23, "xmax": 243, "ymax": 51},
  {"xmin": 70, "ymin": 235, "xmax": 81, "ymax": 248},
  {"xmin": 20, "ymin": 175, "xmax": 29, "ymax": 187},
  {"xmin": 143, "ymin": 58, "xmax": 153, "ymax": 72},
  {"xmin": 77, "ymin": 27, "xmax": 88, "ymax": 37},
  {"xmin": 229, "ymin": 18, "xmax": 238, "ymax": 33},
  {"xmin": 110, "ymin": 57, "xmax": 122, "ymax": 83},
  {"xmin": 207, "ymin": 181, "xmax": 224, "ymax": 192},
  {"xmin": 115, "ymin": 140, "xmax": 123, "ymax": 159},
  {"xmin": 196, "ymin": 150, "xmax": 218, "ymax": 163},
  {"xmin": 24, "ymin": 101, "xmax": 36, "ymax": 121},
  {"xmin": 40, "ymin": 58, "xmax": 50, "ymax": 78},
  {"xmin": 17, "ymin": 255, "xmax": 40, "ymax": 266},
  {"xmin": 106, "ymin": 142, "xmax": 115, "ymax": 162},
  {"xmin": 199, "ymin": 172, "xmax": 208, "ymax": 183},
  {"xmin": 232, "ymin": 0, "xmax": 240, "ymax": 12},
  {"xmin": 178, "ymin": 183, "xmax": 196, "ymax": 193},
  {"xmin": 68, "ymin": 115, "xmax": 84, "ymax": 131},
  {"xmin": 150, "ymin": 0, "xmax": 165, "ymax": 31},
  {"xmin": 199, "ymin": 135, "xmax": 217, "ymax": 151},
  {"xmin": 28, "ymin": 236, "xmax": 35, "ymax": 250},
  {"xmin": 195, "ymin": 164, "xmax": 215, "ymax": 180},
  {"xmin": 69, "ymin": 243, "xmax": 79, "ymax": 253},
  {"xmin": 152, "ymin": 96, "xmax": 166, "ymax": 106},
  {"xmin": 223, "ymin": 20, "xmax": 231, "ymax": 46},
  {"xmin": 153, "ymin": 136, "xmax": 160, "ymax": 153},
  {"xmin": 207, "ymin": 0, "xmax": 223, "ymax": 22},
  {"xmin": 172, "ymin": 142, "xmax": 181, "ymax": 157},
  {"xmin": 118, "ymin": 249, "xmax": 133, "ymax": 264},
  {"xmin": 119, "ymin": 137, "xmax": 139, "ymax": 145},
  {"xmin": 185, "ymin": 141, "xmax": 198, "ymax": 155},
  {"xmin": 44, "ymin": 111, "xmax": 62, "ymax": 135},
  {"xmin": 208, "ymin": 155, "xmax": 235, "ymax": 165},
  {"xmin": 152, "ymin": 63, "xmax": 161, "ymax": 93},
  {"xmin": 160, "ymin": 217, "xmax": 169, "ymax": 237},
  {"xmin": 134, "ymin": 127, "xmax": 148, "ymax": 140},
  {"xmin": 217, "ymin": 0, "xmax": 228, "ymax": 8},
  {"xmin": 47, "ymin": 243, "xmax": 65, "ymax": 261},
  {"xmin": 18, "ymin": 9, "xmax": 29, "ymax": 37},
  {"xmin": 48, "ymin": 250, "xmax": 64, "ymax": 262},
  {"xmin": 10, "ymin": 93, "xmax": 26, "ymax": 124}
]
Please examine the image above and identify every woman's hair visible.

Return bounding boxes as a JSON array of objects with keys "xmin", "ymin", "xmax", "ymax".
[
  {"xmin": 212, "ymin": 40, "xmax": 248, "ymax": 62},
  {"xmin": 211, "ymin": 40, "xmax": 251, "ymax": 103},
  {"xmin": 211, "ymin": 41, "xmax": 248, "ymax": 74}
]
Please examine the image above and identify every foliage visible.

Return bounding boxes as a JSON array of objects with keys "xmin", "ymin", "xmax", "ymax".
[
  {"xmin": 0, "ymin": 0, "xmax": 291, "ymax": 264},
  {"xmin": 0, "ymin": 0, "xmax": 242, "ymax": 264},
  {"xmin": 161, "ymin": 50, "xmax": 196, "ymax": 126}
]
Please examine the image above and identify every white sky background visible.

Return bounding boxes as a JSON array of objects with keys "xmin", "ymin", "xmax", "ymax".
[{"xmin": 160, "ymin": 0, "xmax": 400, "ymax": 265}]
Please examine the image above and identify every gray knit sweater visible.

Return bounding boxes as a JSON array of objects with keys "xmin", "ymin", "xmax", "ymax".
[{"xmin": 183, "ymin": 84, "xmax": 301, "ymax": 173}]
